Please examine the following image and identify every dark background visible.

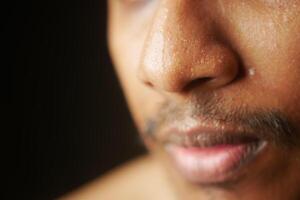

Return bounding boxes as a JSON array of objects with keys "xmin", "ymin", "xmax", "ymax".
[{"xmin": 7, "ymin": 0, "xmax": 146, "ymax": 199}]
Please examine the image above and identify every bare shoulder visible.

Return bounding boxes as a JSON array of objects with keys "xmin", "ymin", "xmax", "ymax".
[{"xmin": 59, "ymin": 155, "xmax": 174, "ymax": 200}]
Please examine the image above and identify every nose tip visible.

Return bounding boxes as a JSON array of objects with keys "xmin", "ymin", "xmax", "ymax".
[
  {"xmin": 138, "ymin": 43, "xmax": 239, "ymax": 93},
  {"xmin": 138, "ymin": 1, "xmax": 239, "ymax": 94}
]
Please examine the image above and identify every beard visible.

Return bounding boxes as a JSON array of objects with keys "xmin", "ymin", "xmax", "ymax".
[{"xmin": 142, "ymin": 92, "xmax": 299, "ymax": 149}]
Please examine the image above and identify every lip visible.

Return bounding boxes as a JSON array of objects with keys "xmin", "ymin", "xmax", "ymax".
[{"xmin": 160, "ymin": 120, "xmax": 268, "ymax": 184}]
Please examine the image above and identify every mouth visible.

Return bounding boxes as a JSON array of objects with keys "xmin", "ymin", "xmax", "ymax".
[{"xmin": 161, "ymin": 122, "xmax": 268, "ymax": 185}]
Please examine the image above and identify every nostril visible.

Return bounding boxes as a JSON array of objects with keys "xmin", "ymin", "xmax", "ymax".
[
  {"xmin": 137, "ymin": 68, "xmax": 154, "ymax": 88},
  {"xmin": 143, "ymin": 80, "xmax": 154, "ymax": 88},
  {"xmin": 183, "ymin": 77, "xmax": 213, "ymax": 92}
]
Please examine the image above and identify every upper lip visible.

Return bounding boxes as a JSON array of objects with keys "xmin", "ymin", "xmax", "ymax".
[{"xmin": 158, "ymin": 117, "xmax": 262, "ymax": 148}]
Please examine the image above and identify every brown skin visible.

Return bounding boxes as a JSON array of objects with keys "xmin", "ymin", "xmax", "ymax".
[
  {"xmin": 63, "ymin": 0, "xmax": 300, "ymax": 200},
  {"xmin": 60, "ymin": 156, "xmax": 176, "ymax": 200}
]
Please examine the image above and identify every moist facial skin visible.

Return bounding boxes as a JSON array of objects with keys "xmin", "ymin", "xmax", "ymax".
[{"xmin": 108, "ymin": 0, "xmax": 300, "ymax": 199}]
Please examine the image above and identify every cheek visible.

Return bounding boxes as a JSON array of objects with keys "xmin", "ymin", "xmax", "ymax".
[
  {"xmin": 255, "ymin": 21, "xmax": 300, "ymax": 115},
  {"xmin": 109, "ymin": 24, "xmax": 165, "ymax": 132},
  {"xmin": 223, "ymin": 3, "xmax": 300, "ymax": 112}
]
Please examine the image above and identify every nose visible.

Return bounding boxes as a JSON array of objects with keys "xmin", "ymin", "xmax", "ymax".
[{"xmin": 138, "ymin": 1, "xmax": 239, "ymax": 93}]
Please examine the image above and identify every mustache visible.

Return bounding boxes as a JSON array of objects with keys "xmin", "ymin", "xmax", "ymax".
[{"xmin": 143, "ymin": 93, "xmax": 298, "ymax": 148}]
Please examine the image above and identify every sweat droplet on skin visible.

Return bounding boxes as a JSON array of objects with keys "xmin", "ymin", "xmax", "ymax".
[{"xmin": 248, "ymin": 68, "xmax": 255, "ymax": 76}]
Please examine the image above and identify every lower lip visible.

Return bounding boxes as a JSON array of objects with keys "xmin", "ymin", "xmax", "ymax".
[{"xmin": 165, "ymin": 142, "xmax": 266, "ymax": 184}]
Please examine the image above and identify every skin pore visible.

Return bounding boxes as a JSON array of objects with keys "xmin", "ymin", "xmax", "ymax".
[{"xmin": 107, "ymin": 0, "xmax": 300, "ymax": 200}]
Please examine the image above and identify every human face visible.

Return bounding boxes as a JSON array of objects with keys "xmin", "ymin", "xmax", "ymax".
[{"xmin": 108, "ymin": 0, "xmax": 300, "ymax": 199}]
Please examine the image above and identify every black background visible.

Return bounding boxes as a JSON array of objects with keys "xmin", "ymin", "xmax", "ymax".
[{"xmin": 7, "ymin": 0, "xmax": 145, "ymax": 199}]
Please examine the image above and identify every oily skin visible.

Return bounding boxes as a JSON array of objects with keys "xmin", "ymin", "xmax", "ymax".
[{"xmin": 108, "ymin": 0, "xmax": 300, "ymax": 200}]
